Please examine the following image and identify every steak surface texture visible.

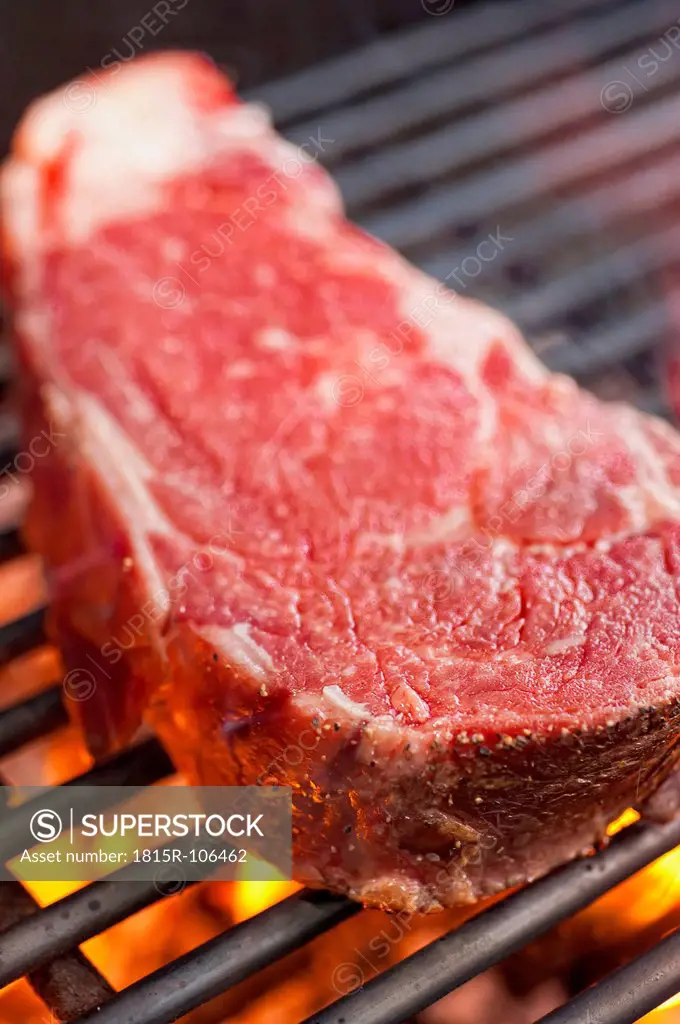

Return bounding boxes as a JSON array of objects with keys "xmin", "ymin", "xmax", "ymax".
[{"xmin": 2, "ymin": 53, "xmax": 679, "ymax": 911}]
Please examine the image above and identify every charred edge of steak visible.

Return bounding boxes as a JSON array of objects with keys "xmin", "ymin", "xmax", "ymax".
[{"xmin": 145, "ymin": 640, "xmax": 680, "ymax": 912}]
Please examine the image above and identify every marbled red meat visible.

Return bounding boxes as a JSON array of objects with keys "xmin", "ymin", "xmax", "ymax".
[{"xmin": 1, "ymin": 53, "xmax": 679, "ymax": 911}]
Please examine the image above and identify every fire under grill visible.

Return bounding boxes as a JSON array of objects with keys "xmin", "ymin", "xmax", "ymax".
[{"xmin": 1, "ymin": 0, "xmax": 680, "ymax": 1020}]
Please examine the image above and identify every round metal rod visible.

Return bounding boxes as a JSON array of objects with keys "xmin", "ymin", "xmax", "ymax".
[
  {"xmin": 0, "ymin": 760, "xmax": 114, "ymax": 1022},
  {"xmin": 363, "ymin": 89, "xmax": 680, "ymax": 254},
  {"xmin": 537, "ymin": 928, "xmax": 680, "ymax": 1024},
  {"xmin": 74, "ymin": 889, "xmax": 360, "ymax": 1024},
  {"xmin": 304, "ymin": 819, "xmax": 680, "ymax": 1024},
  {"xmin": 0, "ymin": 685, "xmax": 67, "ymax": 758},
  {"xmin": 0, "ymin": 869, "xmax": 197, "ymax": 988},
  {"xmin": 0, "ymin": 606, "xmax": 46, "ymax": 664},
  {"xmin": 0, "ymin": 879, "xmax": 114, "ymax": 1021}
]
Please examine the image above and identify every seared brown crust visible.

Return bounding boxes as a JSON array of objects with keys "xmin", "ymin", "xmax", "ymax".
[
  {"xmin": 20, "ymin": 368, "xmax": 680, "ymax": 911},
  {"xmin": 153, "ymin": 666, "xmax": 680, "ymax": 912}
]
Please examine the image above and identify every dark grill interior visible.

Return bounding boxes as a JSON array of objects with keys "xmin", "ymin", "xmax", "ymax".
[{"xmin": 0, "ymin": 1, "xmax": 679, "ymax": 1021}]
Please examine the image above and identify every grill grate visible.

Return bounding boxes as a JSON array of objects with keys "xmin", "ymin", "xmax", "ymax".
[{"xmin": 0, "ymin": 0, "xmax": 679, "ymax": 1020}]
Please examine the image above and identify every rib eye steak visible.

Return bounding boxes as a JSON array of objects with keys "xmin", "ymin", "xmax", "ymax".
[{"xmin": 1, "ymin": 53, "xmax": 679, "ymax": 911}]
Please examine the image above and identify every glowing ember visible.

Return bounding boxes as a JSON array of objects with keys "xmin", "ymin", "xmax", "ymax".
[
  {"xmin": 233, "ymin": 879, "xmax": 301, "ymax": 923},
  {"xmin": 607, "ymin": 807, "xmax": 641, "ymax": 836},
  {"xmin": 640, "ymin": 992, "xmax": 680, "ymax": 1022}
]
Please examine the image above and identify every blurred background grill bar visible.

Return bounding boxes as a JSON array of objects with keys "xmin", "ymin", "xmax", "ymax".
[
  {"xmin": 0, "ymin": 608, "xmax": 46, "ymax": 663},
  {"xmin": 256, "ymin": 0, "xmax": 610, "ymax": 125},
  {"xmin": 249, "ymin": 0, "xmax": 680, "ymax": 431},
  {"xmin": 331, "ymin": 28, "xmax": 680, "ymax": 209},
  {"xmin": 541, "ymin": 301, "xmax": 674, "ymax": 379},
  {"xmin": 418, "ymin": 149, "xmax": 680, "ymax": 282},
  {"xmin": 504, "ymin": 223, "xmax": 680, "ymax": 330},
  {"xmin": 0, "ymin": 686, "xmax": 67, "ymax": 759},
  {"xmin": 285, "ymin": 0, "xmax": 678, "ymax": 169},
  {"xmin": 358, "ymin": 92, "xmax": 680, "ymax": 252}
]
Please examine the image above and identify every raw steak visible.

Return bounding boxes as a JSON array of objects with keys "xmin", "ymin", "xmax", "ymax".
[{"xmin": 2, "ymin": 53, "xmax": 680, "ymax": 912}]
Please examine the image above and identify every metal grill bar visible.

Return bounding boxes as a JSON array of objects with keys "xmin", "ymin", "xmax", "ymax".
[
  {"xmin": 361, "ymin": 93, "xmax": 680, "ymax": 253},
  {"xmin": 0, "ymin": 744, "xmax": 115, "ymax": 1019},
  {"xmin": 0, "ymin": 675, "xmax": 175, "ymax": 1017},
  {"xmin": 73, "ymin": 890, "xmax": 360, "ymax": 1024},
  {"xmin": 62, "ymin": 736, "xmax": 173, "ymax": 789},
  {"xmin": 537, "ymin": 928, "xmax": 680, "ymax": 1024},
  {"xmin": 0, "ymin": 880, "xmax": 115, "ymax": 1020},
  {"xmin": 310, "ymin": 0, "xmax": 679, "ymax": 181},
  {"xmin": 0, "ymin": 865, "xmax": 198, "ymax": 989},
  {"xmin": 542, "ymin": 302, "xmax": 670, "ymax": 379},
  {"xmin": 504, "ymin": 224, "xmax": 680, "ymax": 330},
  {"xmin": 0, "ymin": 738, "xmax": 173, "ymax": 866},
  {"xmin": 0, "ymin": 606, "xmax": 46, "ymax": 662},
  {"xmin": 418, "ymin": 147, "xmax": 680, "ymax": 283},
  {"xmin": 0, "ymin": 684, "xmax": 67, "ymax": 758},
  {"xmin": 0, "ymin": 671, "xmax": 175, "ymax": 1016},
  {"xmin": 304, "ymin": 819, "xmax": 680, "ymax": 1024}
]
